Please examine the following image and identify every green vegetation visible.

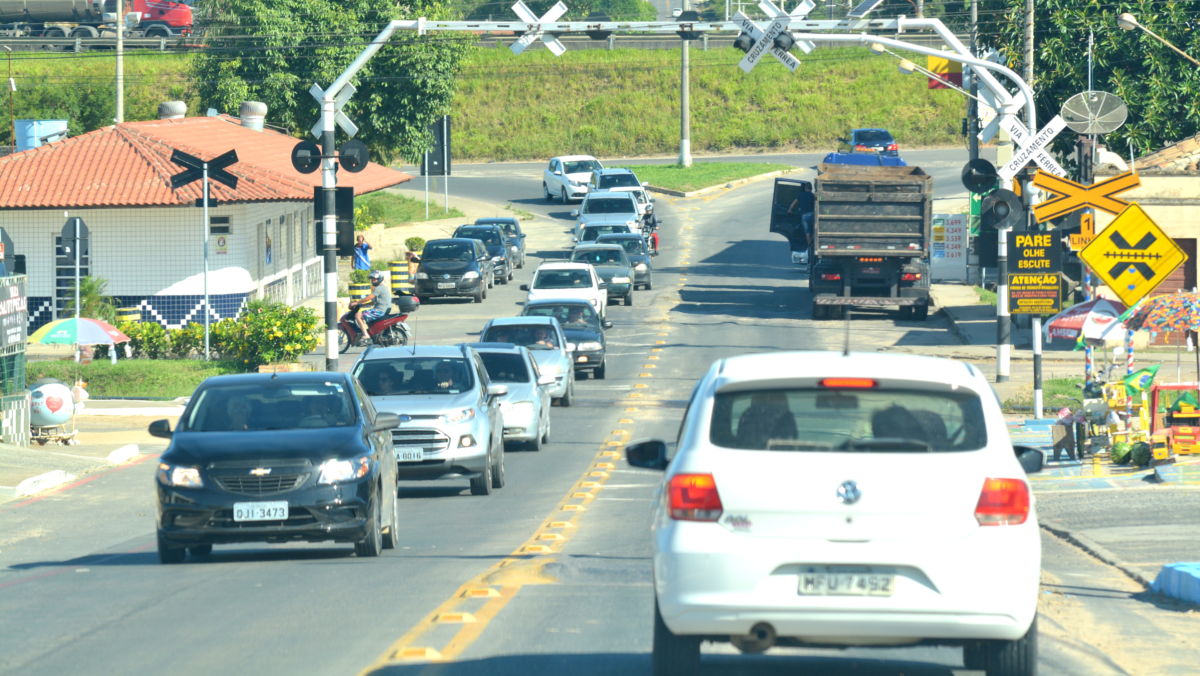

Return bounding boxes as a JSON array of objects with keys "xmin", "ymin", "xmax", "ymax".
[
  {"xmin": 619, "ymin": 162, "xmax": 792, "ymax": 192},
  {"xmin": 359, "ymin": 192, "xmax": 464, "ymax": 227},
  {"xmin": 63, "ymin": 276, "xmax": 118, "ymax": 324},
  {"xmin": 27, "ymin": 359, "xmax": 240, "ymax": 399},
  {"xmin": 1002, "ymin": 377, "xmax": 1083, "ymax": 413},
  {"xmin": 504, "ymin": 204, "xmax": 536, "ymax": 221},
  {"xmin": 975, "ymin": 286, "xmax": 997, "ymax": 306}
]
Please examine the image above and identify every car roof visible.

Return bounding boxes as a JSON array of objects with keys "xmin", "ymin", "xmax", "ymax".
[
  {"xmin": 486, "ymin": 315, "xmax": 561, "ymax": 328},
  {"xmin": 585, "ymin": 190, "xmax": 635, "ymax": 200},
  {"xmin": 359, "ymin": 344, "xmax": 468, "ymax": 361},
  {"xmin": 461, "ymin": 342, "xmax": 529, "ymax": 355},
  {"xmin": 553, "ymin": 154, "xmax": 599, "ymax": 162},
  {"xmin": 525, "ymin": 298, "xmax": 592, "ymax": 309},
  {"xmin": 425, "ymin": 237, "xmax": 479, "ymax": 246},
  {"xmin": 533, "ymin": 262, "xmax": 593, "ymax": 271},
  {"xmin": 572, "ymin": 243, "xmax": 624, "ymax": 252},
  {"xmin": 199, "ymin": 372, "xmax": 350, "ymax": 387},
  {"xmin": 455, "ymin": 224, "xmax": 502, "ymax": 232},
  {"xmin": 593, "ymin": 168, "xmax": 635, "ymax": 175},
  {"xmin": 595, "ymin": 232, "xmax": 642, "ymax": 241},
  {"xmin": 474, "ymin": 217, "xmax": 519, "ymax": 225},
  {"xmin": 712, "ymin": 351, "xmax": 983, "ymax": 391}
]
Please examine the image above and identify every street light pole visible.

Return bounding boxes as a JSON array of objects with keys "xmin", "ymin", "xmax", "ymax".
[
  {"xmin": 115, "ymin": 0, "xmax": 124, "ymax": 123},
  {"xmin": 679, "ymin": 1, "xmax": 693, "ymax": 167},
  {"xmin": 1117, "ymin": 12, "xmax": 1200, "ymax": 67}
]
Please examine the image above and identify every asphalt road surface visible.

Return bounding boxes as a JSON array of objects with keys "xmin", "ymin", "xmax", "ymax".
[{"xmin": 1, "ymin": 151, "xmax": 1190, "ymax": 675}]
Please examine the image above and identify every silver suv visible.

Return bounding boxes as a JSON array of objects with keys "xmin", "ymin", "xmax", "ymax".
[
  {"xmin": 570, "ymin": 190, "xmax": 641, "ymax": 241},
  {"xmin": 352, "ymin": 344, "xmax": 508, "ymax": 496}
]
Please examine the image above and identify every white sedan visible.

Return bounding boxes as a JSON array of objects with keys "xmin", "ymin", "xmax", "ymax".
[
  {"xmin": 627, "ymin": 351, "xmax": 1043, "ymax": 676},
  {"xmin": 543, "ymin": 155, "xmax": 603, "ymax": 204},
  {"xmin": 521, "ymin": 262, "xmax": 608, "ymax": 320}
]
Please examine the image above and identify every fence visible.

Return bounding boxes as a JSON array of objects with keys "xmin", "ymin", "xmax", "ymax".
[{"xmin": 1, "ymin": 391, "xmax": 30, "ymax": 446}]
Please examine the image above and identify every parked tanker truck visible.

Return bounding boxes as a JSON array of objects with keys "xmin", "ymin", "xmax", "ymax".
[{"xmin": 0, "ymin": 0, "xmax": 192, "ymax": 43}]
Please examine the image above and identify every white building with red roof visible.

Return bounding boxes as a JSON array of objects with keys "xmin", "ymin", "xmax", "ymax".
[{"xmin": 0, "ymin": 101, "xmax": 409, "ymax": 331}]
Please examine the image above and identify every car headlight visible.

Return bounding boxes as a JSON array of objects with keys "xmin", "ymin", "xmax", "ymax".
[
  {"xmin": 492, "ymin": 255, "xmax": 505, "ymax": 263},
  {"xmin": 566, "ymin": 342, "xmax": 577, "ymax": 351},
  {"xmin": 317, "ymin": 456, "xmax": 371, "ymax": 484},
  {"xmin": 612, "ymin": 276, "xmax": 631, "ymax": 284},
  {"xmin": 157, "ymin": 463, "xmax": 203, "ymax": 488},
  {"xmin": 462, "ymin": 271, "xmax": 480, "ymax": 280},
  {"xmin": 577, "ymin": 341, "xmax": 603, "ymax": 351},
  {"xmin": 634, "ymin": 263, "xmax": 648, "ymax": 271},
  {"xmin": 415, "ymin": 272, "xmax": 429, "ymax": 280},
  {"xmin": 441, "ymin": 408, "xmax": 476, "ymax": 424}
]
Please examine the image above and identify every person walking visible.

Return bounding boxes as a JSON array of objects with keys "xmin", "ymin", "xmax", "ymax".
[{"xmin": 353, "ymin": 234, "xmax": 372, "ymax": 271}]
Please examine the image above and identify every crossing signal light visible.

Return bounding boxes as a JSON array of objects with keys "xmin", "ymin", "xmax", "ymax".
[
  {"xmin": 961, "ymin": 158, "xmax": 999, "ymax": 194},
  {"xmin": 773, "ymin": 32, "xmax": 795, "ymax": 51},
  {"xmin": 733, "ymin": 32, "xmax": 755, "ymax": 53},
  {"xmin": 981, "ymin": 189, "xmax": 1023, "ymax": 231}
]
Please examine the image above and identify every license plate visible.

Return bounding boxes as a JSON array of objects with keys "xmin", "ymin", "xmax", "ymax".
[
  {"xmin": 859, "ymin": 266, "xmax": 881, "ymax": 275},
  {"xmin": 232, "ymin": 501, "xmax": 288, "ymax": 522},
  {"xmin": 437, "ymin": 282, "xmax": 455, "ymax": 289},
  {"xmin": 396, "ymin": 447, "xmax": 423, "ymax": 463},
  {"xmin": 798, "ymin": 571, "xmax": 894, "ymax": 596}
]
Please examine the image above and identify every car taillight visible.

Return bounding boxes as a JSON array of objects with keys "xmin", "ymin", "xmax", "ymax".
[
  {"xmin": 820, "ymin": 377, "xmax": 877, "ymax": 388},
  {"xmin": 901, "ymin": 272, "xmax": 922, "ymax": 281},
  {"xmin": 820, "ymin": 273, "xmax": 842, "ymax": 281},
  {"xmin": 886, "ymin": 143, "xmax": 898, "ymax": 151},
  {"xmin": 854, "ymin": 144, "xmax": 872, "ymax": 152},
  {"xmin": 975, "ymin": 478, "xmax": 1031, "ymax": 526},
  {"xmin": 668, "ymin": 473, "xmax": 723, "ymax": 521}
]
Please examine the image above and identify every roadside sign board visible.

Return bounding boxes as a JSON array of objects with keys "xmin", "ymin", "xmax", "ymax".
[
  {"xmin": 1008, "ymin": 231, "xmax": 1062, "ymax": 273},
  {"xmin": 1069, "ymin": 211, "xmax": 1095, "ymax": 251},
  {"xmin": 997, "ymin": 114, "xmax": 1068, "ymax": 181},
  {"xmin": 736, "ymin": 13, "xmax": 799, "ymax": 73},
  {"xmin": 931, "ymin": 213, "xmax": 968, "ymax": 281},
  {"xmin": 1008, "ymin": 272, "xmax": 1061, "ymax": 315},
  {"xmin": 1031, "ymin": 170, "xmax": 1140, "ymax": 223},
  {"xmin": 1078, "ymin": 203, "xmax": 1187, "ymax": 307}
]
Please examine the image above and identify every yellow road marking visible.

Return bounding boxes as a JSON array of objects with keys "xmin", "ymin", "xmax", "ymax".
[
  {"xmin": 436, "ymin": 612, "xmax": 478, "ymax": 624},
  {"xmin": 461, "ymin": 587, "xmax": 500, "ymax": 599}
]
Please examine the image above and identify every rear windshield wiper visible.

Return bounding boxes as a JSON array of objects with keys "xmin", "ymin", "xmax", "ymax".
[
  {"xmin": 841, "ymin": 437, "xmax": 934, "ymax": 452},
  {"xmin": 763, "ymin": 440, "xmax": 837, "ymax": 451}
]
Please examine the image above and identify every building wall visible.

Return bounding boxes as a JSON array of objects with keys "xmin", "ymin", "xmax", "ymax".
[{"xmin": 0, "ymin": 201, "xmax": 320, "ymax": 330}]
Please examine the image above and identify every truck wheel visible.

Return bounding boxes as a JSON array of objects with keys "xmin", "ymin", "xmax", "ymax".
[
  {"xmin": 812, "ymin": 304, "xmax": 825, "ymax": 320},
  {"xmin": 914, "ymin": 303, "xmax": 930, "ymax": 321},
  {"xmin": 899, "ymin": 306, "xmax": 914, "ymax": 320}
]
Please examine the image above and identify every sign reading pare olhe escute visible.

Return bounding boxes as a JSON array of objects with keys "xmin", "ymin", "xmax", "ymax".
[{"xmin": 1007, "ymin": 232, "xmax": 1062, "ymax": 272}]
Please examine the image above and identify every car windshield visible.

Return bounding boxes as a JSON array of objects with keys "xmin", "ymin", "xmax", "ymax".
[
  {"xmin": 565, "ymin": 159, "xmax": 601, "ymax": 174},
  {"xmin": 457, "ymin": 228, "xmax": 502, "ymax": 246},
  {"xmin": 709, "ymin": 387, "xmax": 986, "ymax": 452},
  {"xmin": 582, "ymin": 225, "xmax": 629, "ymax": 241},
  {"xmin": 854, "ymin": 130, "xmax": 894, "ymax": 145},
  {"xmin": 422, "ymin": 242, "xmax": 474, "ymax": 261},
  {"xmin": 605, "ymin": 238, "xmax": 645, "ymax": 254},
  {"xmin": 533, "ymin": 269, "xmax": 592, "ymax": 289},
  {"xmin": 572, "ymin": 249, "xmax": 625, "ymax": 266},
  {"xmin": 354, "ymin": 357, "xmax": 474, "ymax": 395},
  {"xmin": 183, "ymin": 382, "xmax": 356, "ymax": 432},
  {"xmin": 479, "ymin": 352, "xmax": 531, "ymax": 383},
  {"xmin": 583, "ymin": 197, "xmax": 635, "ymax": 215},
  {"xmin": 524, "ymin": 303, "xmax": 600, "ymax": 329},
  {"xmin": 482, "ymin": 325, "xmax": 560, "ymax": 350},
  {"xmin": 599, "ymin": 174, "xmax": 640, "ymax": 188}
]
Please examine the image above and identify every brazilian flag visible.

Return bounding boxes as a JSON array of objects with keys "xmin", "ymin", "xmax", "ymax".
[{"xmin": 1124, "ymin": 364, "xmax": 1161, "ymax": 396}]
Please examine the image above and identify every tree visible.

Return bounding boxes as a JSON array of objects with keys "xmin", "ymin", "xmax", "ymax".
[
  {"xmin": 64, "ymin": 276, "xmax": 117, "ymax": 323},
  {"xmin": 977, "ymin": 0, "xmax": 1200, "ymax": 159},
  {"xmin": 192, "ymin": 0, "xmax": 473, "ymax": 164}
]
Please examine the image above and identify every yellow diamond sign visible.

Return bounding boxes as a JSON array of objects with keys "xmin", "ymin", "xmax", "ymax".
[{"xmin": 1078, "ymin": 203, "xmax": 1187, "ymax": 308}]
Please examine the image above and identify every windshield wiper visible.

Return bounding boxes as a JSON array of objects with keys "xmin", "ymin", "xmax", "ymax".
[
  {"xmin": 764, "ymin": 440, "xmax": 836, "ymax": 451},
  {"xmin": 841, "ymin": 437, "xmax": 934, "ymax": 452}
]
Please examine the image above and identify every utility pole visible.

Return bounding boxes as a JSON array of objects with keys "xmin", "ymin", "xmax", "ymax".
[
  {"xmin": 4, "ymin": 46, "xmax": 14, "ymax": 148},
  {"xmin": 915, "ymin": 0, "xmax": 924, "ymax": 18},
  {"xmin": 1023, "ymin": 0, "xmax": 1033, "ymax": 88},
  {"xmin": 967, "ymin": 0, "xmax": 979, "ymax": 162},
  {"xmin": 115, "ymin": 0, "xmax": 124, "ymax": 123},
  {"xmin": 679, "ymin": 0, "xmax": 693, "ymax": 167},
  {"xmin": 320, "ymin": 96, "xmax": 338, "ymax": 372}
]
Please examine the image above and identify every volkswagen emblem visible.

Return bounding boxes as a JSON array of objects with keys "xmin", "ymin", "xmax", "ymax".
[
  {"xmin": 398, "ymin": 414, "xmax": 413, "ymax": 423},
  {"xmin": 442, "ymin": 273, "xmax": 451, "ymax": 280},
  {"xmin": 249, "ymin": 467, "xmax": 272, "ymax": 476},
  {"xmin": 836, "ymin": 480, "xmax": 861, "ymax": 505}
]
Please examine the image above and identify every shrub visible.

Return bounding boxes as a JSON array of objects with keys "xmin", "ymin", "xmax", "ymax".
[
  {"xmin": 216, "ymin": 300, "xmax": 320, "ymax": 369},
  {"xmin": 349, "ymin": 269, "xmax": 371, "ymax": 284},
  {"xmin": 1130, "ymin": 441, "xmax": 1153, "ymax": 468},
  {"xmin": 405, "ymin": 236, "xmax": 425, "ymax": 253},
  {"xmin": 169, "ymin": 322, "xmax": 207, "ymax": 358},
  {"xmin": 1110, "ymin": 441, "xmax": 1131, "ymax": 464},
  {"xmin": 120, "ymin": 321, "xmax": 171, "ymax": 359}
]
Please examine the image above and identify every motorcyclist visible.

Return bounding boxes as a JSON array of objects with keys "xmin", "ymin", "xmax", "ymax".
[{"xmin": 353, "ymin": 270, "xmax": 391, "ymax": 346}]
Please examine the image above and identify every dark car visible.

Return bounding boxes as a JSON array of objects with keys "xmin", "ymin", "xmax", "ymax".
[
  {"xmin": 570, "ymin": 243, "xmax": 634, "ymax": 306},
  {"xmin": 474, "ymin": 217, "xmax": 527, "ymax": 270},
  {"xmin": 453, "ymin": 224, "xmax": 513, "ymax": 284},
  {"xmin": 149, "ymin": 372, "xmax": 400, "ymax": 563},
  {"xmin": 414, "ymin": 238, "xmax": 496, "ymax": 303},
  {"xmin": 596, "ymin": 232, "xmax": 655, "ymax": 290},
  {"xmin": 522, "ymin": 298, "xmax": 613, "ymax": 379},
  {"xmin": 836, "ymin": 128, "xmax": 899, "ymax": 156}
]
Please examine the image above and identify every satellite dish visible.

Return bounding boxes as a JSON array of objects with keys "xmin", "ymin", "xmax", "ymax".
[
  {"xmin": 1060, "ymin": 91, "xmax": 1128, "ymax": 134},
  {"xmin": 338, "ymin": 140, "xmax": 370, "ymax": 173}
]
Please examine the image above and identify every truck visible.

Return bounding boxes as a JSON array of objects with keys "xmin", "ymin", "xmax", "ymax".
[
  {"xmin": 0, "ymin": 0, "xmax": 192, "ymax": 43},
  {"xmin": 770, "ymin": 164, "xmax": 933, "ymax": 321}
]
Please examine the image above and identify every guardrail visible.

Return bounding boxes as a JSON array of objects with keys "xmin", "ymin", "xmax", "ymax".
[{"xmin": 0, "ymin": 36, "xmax": 193, "ymax": 52}]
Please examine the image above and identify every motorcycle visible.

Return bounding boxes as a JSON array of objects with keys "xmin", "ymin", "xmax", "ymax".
[{"xmin": 337, "ymin": 295, "xmax": 419, "ymax": 352}]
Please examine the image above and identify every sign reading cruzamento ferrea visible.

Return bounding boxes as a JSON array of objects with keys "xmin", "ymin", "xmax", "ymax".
[
  {"xmin": 0, "ymin": 276, "xmax": 27, "ymax": 349},
  {"xmin": 1008, "ymin": 272, "xmax": 1061, "ymax": 315}
]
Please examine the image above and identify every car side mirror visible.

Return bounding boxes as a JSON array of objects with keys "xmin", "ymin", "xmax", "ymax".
[
  {"xmin": 651, "ymin": 250, "xmax": 659, "ymax": 256},
  {"xmin": 598, "ymin": 282, "xmax": 607, "ymax": 290},
  {"xmin": 520, "ymin": 284, "xmax": 529, "ymax": 291},
  {"xmin": 626, "ymin": 440, "xmax": 669, "ymax": 470},
  {"xmin": 570, "ymin": 209, "xmax": 579, "ymax": 217},
  {"xmin": 602, "ymin": 319, "xmax": 613, "ymax": 329},
  {"xmin": 487, "ymin": 384, "xmax": 509, "ymax": 398},
  {"xmin": 1015, "ymin": 445, "xmax": 1044, "ymax": 474},
  {"xmin": 554, "ymin": 169, "xmax": 563, "ymax": 175},
  {"xmin": 374, "ymin": 412, "xmax": 401, "ymax": 432},
  {"xmin": 148, "ymin": 419, "xmax": 173, "ymax": 438},
  {"xmin": 519, "ymin": 233, "xmax": 526, "ymax": 238},
  {"xmin": 537, "ymin": 374, "xmax": 556, "ymax": 386}
]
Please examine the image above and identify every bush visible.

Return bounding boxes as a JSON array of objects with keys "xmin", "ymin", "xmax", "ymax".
[
  {"xmin": 1130, "ymin": 441, "xmax": 1153, "ymax": 468},
  {"xmin": 120, "ymin": 321, "xmax": 171, "ymax": 359},
  {"xmin": 1110, "ymin": 441, "xmax": 1132, "ymax": 464},
  {"xmin": 349, "ymin": 269, "xmax": 371, "ymax": 284},
  {"xmin": 216, "ymin": 301, "xmax": 320, "ymax": 369},
  {"xmin": 169, "ymin": 322, "xmax": 206, "ymax": 358},
  {"xmin": 405, "ymin": 236, "xmax": 425, "ymax": 253}
]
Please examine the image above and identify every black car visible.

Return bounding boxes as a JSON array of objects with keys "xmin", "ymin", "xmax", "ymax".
[
  {"xmin": 474, "ymin": 217, "xmax": 527, "ymax": 270},
  {"xmin": 414, "ymin": 238, "xmax": 496, "ymax": 303},
  {"xmin": 453, "ymin": 224, "xmax": 513, "ymax": 284},
  {"xmin": 836, "ymin": 128, "xmax": 899, "ymax": 157},
  {"xmin": 150, "ymin": 372, "xmax": 400, "ymax": 563},
  {"xmin": 596, "ymin": 232, "xmax": 656, "ymax": 290},
  {"xmin": 521, "ymin": 298, "xmax": 613, "ymax": 379}
]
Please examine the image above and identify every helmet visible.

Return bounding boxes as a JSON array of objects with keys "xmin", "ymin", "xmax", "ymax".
[{"xmin": 369, "ymin": 271, "xmax": 384, "ymax": 284}]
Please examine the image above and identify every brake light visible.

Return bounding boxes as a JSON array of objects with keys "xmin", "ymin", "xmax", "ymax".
[
  {"xmin": 975, "ymin": 478, "xmax": 1031, "ymax": 526},
  {"xmin": 858, "ymin": 257, "xmax": 883, "ymax": 263},
  {"xmin": 886, "ymin": 143, "xmax": 898, "ymax": 151},
  {"xmin": 820, "ymin": 377, "xmax": 877, "ymax": 389},
  {"xmin": 668, "ymin": 473, "xmax": 723, "ymax": 521},
  {"xmin": 901, "ymin": 272, "xmax": 922, "ymax": 281},
  {"xmin": 854, "ymin": 144, "xmax": 872, "ymax": 151},
  {"xmin": 820, "ymin": 273, "xmax": 842, "ymax": 281}
]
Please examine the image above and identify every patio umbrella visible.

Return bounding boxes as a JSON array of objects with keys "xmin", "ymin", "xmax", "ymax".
[
  {"xmin": 1123, "ymin": 292, "xmax": 1200, "ymax": 381},
  {"xmin": 28, "ymin": 317, "xmax": 131, "ymax": 346},
  {"xmin": 1043, "ymin": 298, "xmax": 1128, "ymax": 344}
]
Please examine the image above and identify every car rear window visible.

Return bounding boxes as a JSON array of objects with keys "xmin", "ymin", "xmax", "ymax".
[
  {"xmin": 482, "ymin": 325, "xmax": 560, "ymax": 350},
  {"xmin": 583, "ymin": 225, "xmax": 630, "ymax": 241},
  {"xmin": 598, "ymin": 236, "xmax": 645, "ymax": 254},
  {"xmin": 584, "ymin": 197, "xmax": 635, "ymax": 214},
  {"xmin": 709, "ymin": 387, "xmax": 986, "ymax": 452},
  {"xmin": 565, "ymin": 159, "xmax": 602, "ymax": 174},
  {"xmin": 572, "ymin": 249, "xmax": 625, "ymax": 265},
  {"xmin": 457, "ymin": 228, "xmax": 501, "ymax": 245},
  {"xmin": 184, "ymin": 382, "xmax": 356, "ymax": 432},
  {"xmin": 353, "ymin": 357, "xmax": 474, "ymax": 395},
  {"xmin": 854, "ymin": 130, "xmax": 894, "ymax": 145},
  {"xmin": 599, "ymin": 174, "xmax": 640, "ymax": 188},
  {"xmin": 524, "ymin": 303, "xmax": 600, "ymax": 328},
  {"xmin": 533, "ymin": 269, "xmax": 591, "ymax": 288},
  {"xmin": 422, "ymin": 242, "xmax": 473, "ymax": 261},
  {"xmin": 479, "ymin": 352, "xmax": 531, "ymax": 383}
]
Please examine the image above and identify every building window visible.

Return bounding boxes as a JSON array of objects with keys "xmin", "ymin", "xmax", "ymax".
[{"xmin": 210, "ymin": 215, "xmax": 231, "ymax": 235}]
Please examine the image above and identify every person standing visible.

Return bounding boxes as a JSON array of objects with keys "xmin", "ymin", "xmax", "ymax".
[
  {"xmin": 353, "ymin": 234, "xmax": 372, "ymax": 271},
  {"xmin": 787, "ymin": 184, "xmax": 816, "ymax": 263}
]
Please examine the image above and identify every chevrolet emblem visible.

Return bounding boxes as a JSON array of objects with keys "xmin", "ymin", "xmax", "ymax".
[{"xmin": 249, "ymin": 467, "xmax": 272, "ymax": 476}]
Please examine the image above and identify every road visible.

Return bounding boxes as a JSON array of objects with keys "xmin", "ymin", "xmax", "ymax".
[{"xmin": 1, "ymin": 152, "xmax": 1195, "ymax": 675}]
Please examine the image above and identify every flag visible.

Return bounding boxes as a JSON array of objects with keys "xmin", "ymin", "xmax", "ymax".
[
  {"xmin": 1168, "ymin": 390, "xmax": 1199, "ymax": 413},
  {"xmin": 1123, "ymin": 364, "xmax": 1160, "ymax": 396}
]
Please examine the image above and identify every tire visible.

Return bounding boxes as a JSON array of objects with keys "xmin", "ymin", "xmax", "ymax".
[
  {"xmin": 507, "ymin": 269, "xmax": 514, "ymax": 282},
  {"xmin": 470, "ymin": 458, "xmax": 493, "ymax": 495},
  {"xmin": 354, "ymin": 500, "xmax": 384, "ymax": 557},
  {"xmin": 559, "ymin": 380, "xmax": 574, "ymax": 407},
  {"xmin": 982, "ymin": 617, "xmax": 1037, "ymax": 676},
  {"xmin": 914, "ymin": 303, "xmax": 930, "ymax": 321},
  {"xmin": 391, "ymin": 325, "xmax": 409, "ymax": 347},
  {"xmin": 188, "ymin": 543, "xmax": 213, "ymax": 557},
  {"xmin": 157, "ymin": 531, "xmax": 186, "ymax": 564},
  {"xmin": 898, "ymin": 305, "xmax": 914, "ymax": 320},
  {"xmin": 623, "ymin": 292, "xmax": 633, "ymax": 307},
  {"xmin": 337, "ymin": 328, "xmax": 352, "ymax": 352},
  {"xmin": 491, "ymin": 447, "xmax": 506, "ymax": 488},
  {"xmin": 71, "ymin": 25, "xmax": 98, "ymax": 38},
  {"xmin": 474, "ymin": 287, "xmax": 485, "ymax": 303},
  {"xmin": 487, "ymin": 271, "xmax": 494, "ymax": 289},
  {"xmin": 645, "ymin": 277, "xmax": 653, "ymax": 291},
  {"xmin": 561, "ymin": 188, "xmax": 569, "ymax": 204},
  {"xmin": 652, "ymin": 599, "xmax": 700, "ymax": 676},
  {"xmin": 595, "ymin": 361, "xmax": 607, "ymax": 379},
  {"xmin": 498, "ymin": 271, "xmax": 507, "ymax": 285},
  {"xmin": 544, "ymin": 182, "xmax": 554, "ymax": 202},
  {"xmin": 144, "ymin": 25, "xmax": 171, "ymax": 38},
  {"xmin": 381, "ymin": 486, "xmax": 399, "ymax": 550},
  {"xmin": 527, "ymin": 429, "xmax": 543, "ymax": 452},
  {"xmin": 812, "ymin": 304, "xmax": 826, "ymax": 320}
]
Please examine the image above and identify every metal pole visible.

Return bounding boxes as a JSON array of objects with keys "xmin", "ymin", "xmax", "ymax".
[
  {"xmin": 321, "ymin": 95, "xmax": 339, "ymax": 372},
  {"xmin": 1023, "ymin": 0, "xmax": 1034, "ymax": 88},
  {"xmin": 115, "ymin": 0, "xmax": 124, "ymax": 123},
  {"xmin": 442, "ymin": 116, "xmax": 449, "ymax": 213},
  {"xmin": 202, "ymin": 164, "xmax": 211, "ymax": 361},
  {"xmin": 996, "ymin": 224, "xmax": 1010, "ymax": 382},
  {"xmin": 679, "ymin": 0, "xmax": 692, "ymax": 167},
  {"xmin": 4, "ymin": 47, "xmax": 14, "ymax": 148},
  {"xmin": 424, "ymin": 152, "xmax": 429, "ymax": 220},
  {"xmin": 967, "ymin": 0, "xmax": 979, "ymax": 163},
  {"xmin": 74, "ymin": 216, "xmax": 80, "ymax": 363}
]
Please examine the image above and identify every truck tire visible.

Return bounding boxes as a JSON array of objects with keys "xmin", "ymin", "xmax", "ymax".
[{"xmin": 914, "ymin": 303, "xmax": 930, "ymax": 321}]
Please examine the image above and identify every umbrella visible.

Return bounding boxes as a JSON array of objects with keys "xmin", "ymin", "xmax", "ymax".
[
  {"xmin": 1123, "ymin": 292, "xmax": 1200, "ymax": 381},
  {"xmin": 28, "ymin": 317, "xmax": 131, "ymax": 346},
  {"xmin": 1043, "ymin": 298, "xmax": 1128, "ymax": 344}
]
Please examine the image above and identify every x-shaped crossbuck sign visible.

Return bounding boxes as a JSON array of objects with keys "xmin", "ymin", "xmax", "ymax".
[
  {"xmin": 511, "ymin": 1, "xmax": 567, "ymax": 56},
  {"xmin": 736, "ymin": 0, "xmax": 815, "ymax": 73},
  {"xmin": 997, "ymin": 114, "xmax": 1067, "ymax": 182},
  {"xmin": 1031, "ymin": 170, "xmax": 1141, "ymax": 223},
  {"xmin": 309, "ymin": 82, "xmax": 359, "ymax": 139}
]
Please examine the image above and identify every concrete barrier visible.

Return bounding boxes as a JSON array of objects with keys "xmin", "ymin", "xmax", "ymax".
[
  {"xmin": 1150, "ymin": 563, "xmax": 1200, "ymax": 604},
  {"xmin": 15, "ymin": 469, "xmax": 76, "ymax": 497}
]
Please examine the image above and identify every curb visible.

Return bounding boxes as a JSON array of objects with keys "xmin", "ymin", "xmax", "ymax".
[
  {"xmin": 644, "ymin": 168, "xmax": 796, "ymax": 198},
  {"xmin": 15, "ymin": 469, "xmax": 77, "ymax": 498},
  {"xmin": 106, "ymin": 444, "xmax": 141, "ymax": 465},
  {"xmin": 936, "ymin": 305, "xmax": 971, "ymax": 345},
  {"xmin": 1040, "ymin": 521, "xmax": 1152, "ymax": 588}
]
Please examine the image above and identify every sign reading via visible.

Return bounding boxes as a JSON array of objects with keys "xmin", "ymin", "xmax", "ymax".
[{"xmin": 1078, "ymin": 203, "xmax": 1188, "ymax": 308}]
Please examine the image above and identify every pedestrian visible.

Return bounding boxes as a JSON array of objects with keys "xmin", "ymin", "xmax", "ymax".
[
  {"xmin": 353, "ymin": 234, "xmax": 372, "ymax": 271},
  {"xmin": 787, "ymin": 183, "xmax": 816, "ymax": 262}
]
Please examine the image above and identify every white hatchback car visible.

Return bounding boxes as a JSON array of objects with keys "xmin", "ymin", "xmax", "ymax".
[
  {"xmin": 627, "ymin": 351, "xmax": 1043, "ymax": 676},
  {"xmin": 520, "ymin": 262, "xmax": 608, "ymax": 320},
  {"xmin": 544, "ymin": 155, "xmax": 603, "ymax": 204}
]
